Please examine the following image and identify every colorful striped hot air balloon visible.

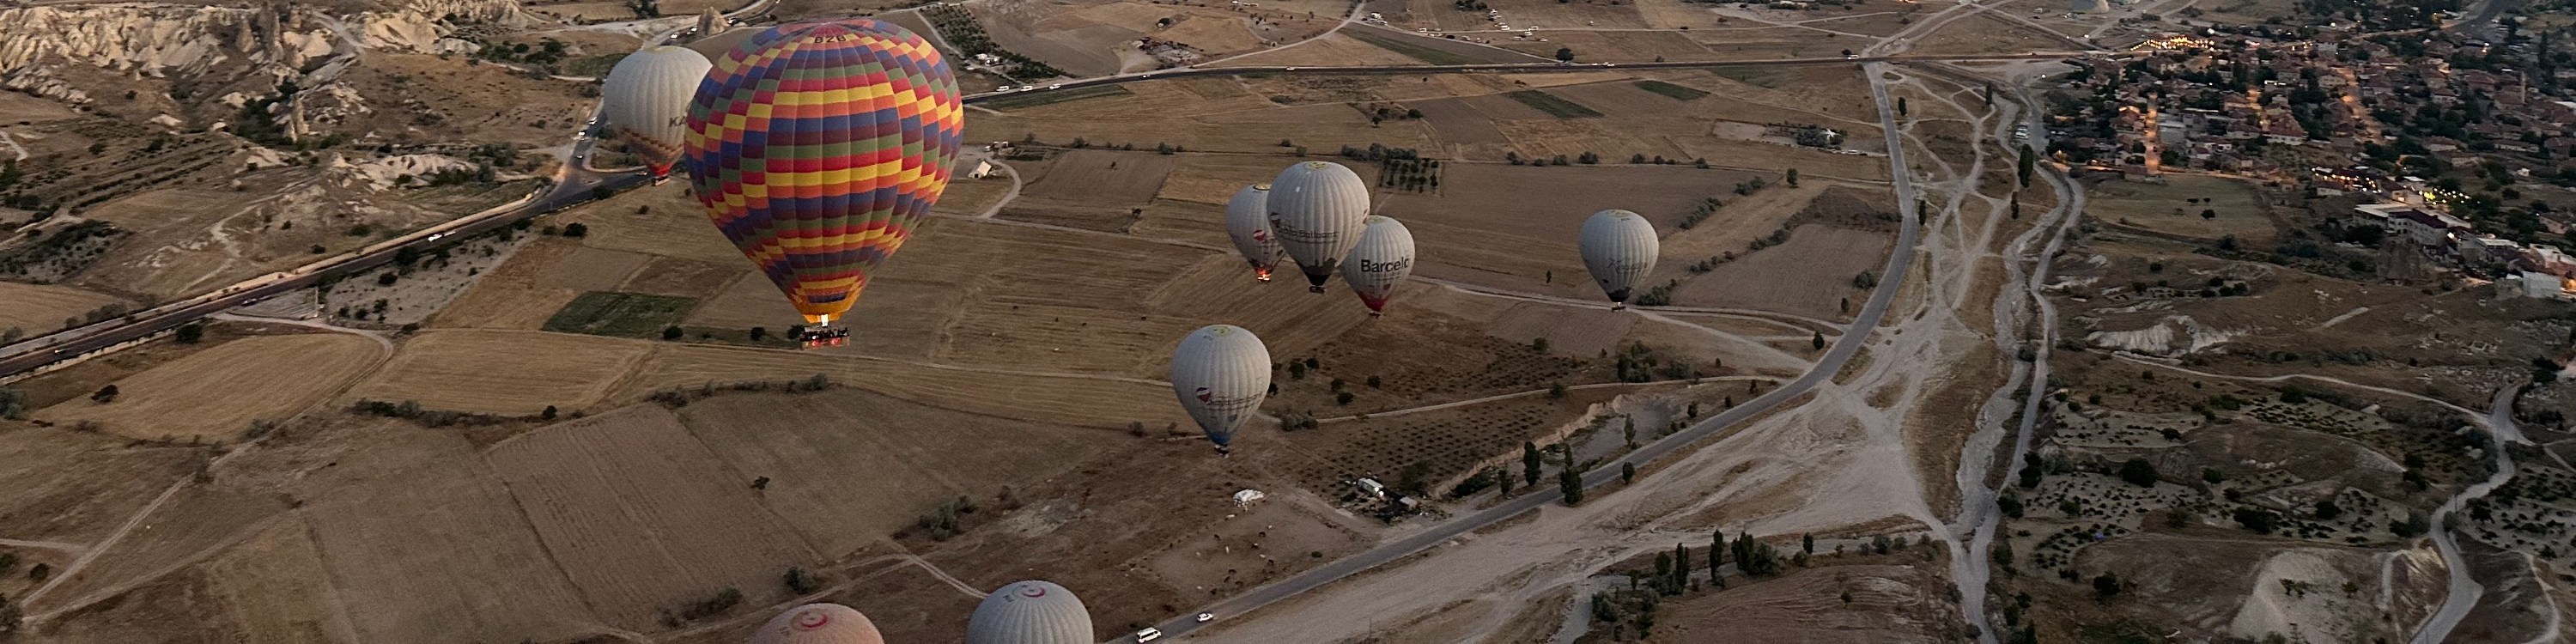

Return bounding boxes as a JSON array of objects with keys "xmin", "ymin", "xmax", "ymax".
[{"xmin": 683, "ymin": 18, "xmax": 963, "ymax": 346}]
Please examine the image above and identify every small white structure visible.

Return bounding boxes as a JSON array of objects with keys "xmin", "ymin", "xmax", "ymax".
[
  {"xmin": 964, "ymin": 159, "xmax": 996, "ymax": 179},
  {"xmin": 2503, "ymin": 271, "xmax": 2567, "ymax": 299},
  {"xmin": 1232, "ymin": 489, "xmax": 1267, "ymax": 507},
  {"xmin": 1354, "ymin": 478, "xmax": 1386, "ymax": 499}
]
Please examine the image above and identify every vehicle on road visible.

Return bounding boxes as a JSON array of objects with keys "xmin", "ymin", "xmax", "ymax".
[
  {"xmin": 1196, "ymin": 612, "xmax": 1214, "ymax": 623},
  {"xmin": 1048, "ymin": 83, "xmax": 1064, "ymax": 89},
  {"xmin": 426, "ymin": 233, "xmax": 446, "ymax": 241},
  {"xmin": 1135, "ymin": 628, "xmax": 1163, "ymax": 641},
  {"xmin": 1284, "ymin": 66, "xmax": 1298, "ymax": 70}
]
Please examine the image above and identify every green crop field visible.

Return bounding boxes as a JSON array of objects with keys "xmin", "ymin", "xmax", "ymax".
[
  {"xmin": 980, "ymin": 85, "xmax": 1133, "ymax": 110},
  {"xmin": 1345, "ymin": 29, "xmax": 1479, "ymax": 66},
  {"xmin": 544, "ymin": 291, "xmax": 699, "ymax": 337},
  {"xmin": 1506, "ymin": 90, "xmax": 1604, "ymax": 118},
  {"xmin": 1710, "ymin": 67, "xmax": 1789, "ymax": 88},
  {"xmin": 1633, "ymin": 80, "xmax": 1710, "ymax": 101}
]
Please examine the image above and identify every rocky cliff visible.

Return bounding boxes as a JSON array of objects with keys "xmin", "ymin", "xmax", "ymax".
[{"xmin": 0, "ymin": 0, "xmax": 528, "ymax": 140}]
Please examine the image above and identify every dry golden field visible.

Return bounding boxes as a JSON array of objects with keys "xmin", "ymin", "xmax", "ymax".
[
  {"xmin": 484, "ymin": 405, "xmax": 820, "ymax": 629},
  {"xmin": 627, "ymin": 343, "xmax": 1186, "ymax": 429},
  {"xmin": 296, "ymin": 424, "xmax": 599, "ymax": 643},
  {"xmin": 0, "ymin": 427, "xmax": 194, "ymax": 544},
  {"xmin": 33, "ymin": 333, "xmax": 383, "ymax": 442},
  {"xmin": 0, "ymin": 282, "xmax": 127, "ymax": 337},
  {"xmin": 672, "ymin": 391, "xmax": 1108, "ymax": 556},
  {"xmin": 344, "ymin": 329, "xmax": 650, "ymax": 414}
]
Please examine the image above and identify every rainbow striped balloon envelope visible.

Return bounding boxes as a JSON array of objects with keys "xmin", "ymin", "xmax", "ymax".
[{"xmin": 683, "ymin": 18, "xmax": 964, "ymax": 330}]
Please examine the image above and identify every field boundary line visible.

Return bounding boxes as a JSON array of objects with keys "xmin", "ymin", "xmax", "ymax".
[{"xmin": 0, "ymin": 538, "xmax": 86, "ymax": 554}]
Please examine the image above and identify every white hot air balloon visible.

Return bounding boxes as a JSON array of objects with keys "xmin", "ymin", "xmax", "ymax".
[
  {"xmin": 1225, "ymin": 184, "xmax": 1283, "ymax": 282},
  {"xmin": 1340, "ymin": 216, "xmax": 1416, "ymax": 316},
  {"xmin": 750, "ymin": 603, "xmax": 885, "ymax": 644},
  {"xmin": 600, "ymin": 46, "xmax": 713, "ymax": 179},
  {"xmin": 1580, "ymin": 210, "xmax": 1659, "ymax": 310},
  {"xmin": 967, "ymin": 580, "xmax": 1095, "ymax": 644},
  {"xmin": 1170, "ymin": 325, "xmax": 1273, "ymax": 453},
  {"xmin": 1267, "ymin": 161, "xmax": 1371, "ymax": 292}
]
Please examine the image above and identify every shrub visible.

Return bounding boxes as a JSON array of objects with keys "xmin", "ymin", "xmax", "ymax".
[{"xmin": 2117, "ymin": 459, "xmax": 2158, "ymax": 488}]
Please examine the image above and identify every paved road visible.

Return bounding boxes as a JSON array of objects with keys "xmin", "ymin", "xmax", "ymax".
[
  {"xmin": 1108, "ymin": 58, "xmax": 1930, "ymax": 644},
  {"xmin": 2411, "ymin": 384, "xmax": 2527, "ymax": 644},
  {"xmin": 968, "ymin": 52, "xmax": 2097, "ymax": 106}
]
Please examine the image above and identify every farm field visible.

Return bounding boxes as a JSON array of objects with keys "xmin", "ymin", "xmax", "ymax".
[
  {"xmin": 1374, "ymin": 162, "xmax": 1763, "ymax": 297},
  {"xmin": 429, "ymin": 239, "xmax": 594, "ymax": 330},
  {"xmin": 32, "ymin": 333, "xmax": 383, "ymax": 442},
  {"xmin": 0, "ymin": 428, "xmax": 194, "ymax": 544},
  {"xmin": 541, "ymin": 290, "xmax": 699, "ymax": 337},
  {"xmin": 28, "ymin": 486, "xmax": 290, "ymax": 617},
  {"xmin": 1492, "ymin": 29, "xmax": 1713, "ymax": 63},
  {"xmin": 1670, "ymin": 224, "xmax": 1892, "ymax": 320},
  {"xmin": 198, "ymin": 519, "xmax": 352, "ymax": 643},
  {"xmin": 295, "ymin": 423, "xmax": 599, "ymax": 643},
  {"xmin": 1341, "ymin": 26, "xmax": 1536, "ymax": 65},
  {"xmin": 1207, "ymin": 32, "xmax": 1425, "ymax": 67},
  {"xmin": 484, "ymin": 405, "xmax": 819, "ymax": 630},
  {"xmin": 673, "ymin": 390, "xmax": 1107, "ymax": 556},
  {"xmin": 1505, "ymin": 89, "xmax": 1605, "ymax": 118},
  {"xmin": 683, "ymin": 270, "xmax": 809, "ymax": 331},
  {"xmin": 0, "ymin": 281, "xmax": 126, "ymax": 338},
  {"xmin": 344, "ymin": 329, "xmax": 650, "ymax": 415},
  {"xmin": 2085, "ymin": 173, "xmax": 2273, "ymax": 242},
  {"xmin": 627, "ymin": 343, "xmax": 1186, "ymax": 430}
]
